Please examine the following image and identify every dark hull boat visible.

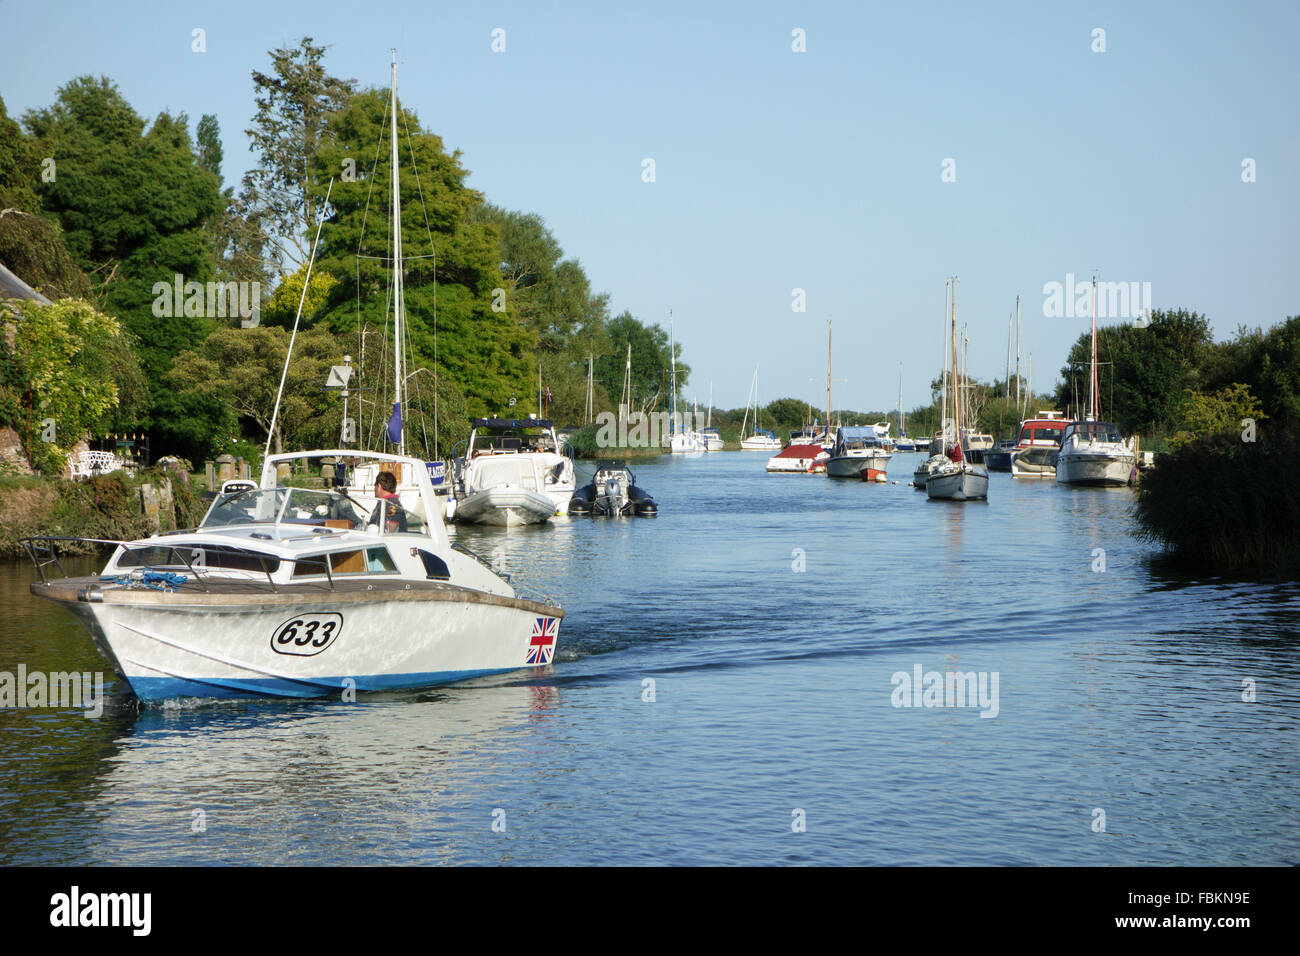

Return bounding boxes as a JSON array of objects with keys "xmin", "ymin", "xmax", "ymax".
[{"xmin": 568, "ymin": 461, "xmax": 658, "ymax": 517}]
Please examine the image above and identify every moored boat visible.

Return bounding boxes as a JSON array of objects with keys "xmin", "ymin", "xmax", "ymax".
[
  {"xmin": 454, "ymin": 418, "xmax": 574, "ymax": 525},
  {"xmin": 1055, "ymin": 275, "xmax": 1136, "ymax": 487},
  {"xmin": 766, "ymin": 444, "xmax": 829, "ymax": 473},
  {"xmin": 1009, "ymin": 412, "xmax": 1067, "ymax": 478},
  {"xmin": 568, "ymin": 461, "xmax": 658, "ymax": 516},
  {"xmin": 825, "ymin": 426, "xmax": 892, "ymax": 478}
]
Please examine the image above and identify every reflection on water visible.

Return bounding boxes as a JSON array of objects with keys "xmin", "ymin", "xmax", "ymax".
[{"xmin": 2, "ymin": 454, "xmax": 1298, "ymax": 865}]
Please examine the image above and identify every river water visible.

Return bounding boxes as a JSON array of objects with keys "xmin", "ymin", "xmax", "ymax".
[{"xmin": 1, "ymin": 451, "xmax": 1297, "ymax": 865}]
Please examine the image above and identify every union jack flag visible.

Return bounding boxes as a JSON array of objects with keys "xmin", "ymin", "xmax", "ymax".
[{"xmin": 527, "ymin": 616, "xmax": 559, "ymax": 665}]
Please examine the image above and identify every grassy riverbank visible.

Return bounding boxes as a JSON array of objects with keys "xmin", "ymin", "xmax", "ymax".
[{"xmin": 0, "ymin": 470, "xmax": 208, "ymax": 561}]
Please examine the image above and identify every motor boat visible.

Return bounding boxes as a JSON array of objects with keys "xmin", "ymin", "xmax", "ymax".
[
  {"xmin": 454, "ymin": 418, "xmax": 574, "ymax": 526},
  {"xmin": 699, "ymin": 426, "xmax": 724, "ymax": 451},
  {"xmin": 23, "ymin": 449, "xmax": 565, "ymax": 702},
  {"xmin": 825, "ymin": 426, "xmax": 892, "ymax": 478},
  {"xmin": 984, "ymin": 439, "xmax": 1018, "ymax": 472},
  {"xmin": 1009, "ymin": 413, "xmax": 1067, "ymax": 478},
  {"xmin": 766, "ymin": 444, "xmax": 829, "ymax": 473},
  {"xmin": 568, "ymin": 461, "xmax": 658, "ymax": 516},
  {"xmin": 1055, "ymin": 419, "xmax": 1136, "ymax": 486}
]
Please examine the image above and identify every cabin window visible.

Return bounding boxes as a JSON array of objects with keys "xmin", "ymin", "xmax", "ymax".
[
  {"xmin": 117, "ymin": 545, "xmax": 279, "ymax": 574},
  {"xmin": 291, "ymin": 547, "xmax": 397, "ymax": 577},
  {"xmin": 413, "ymin": 549, "xmax": 450, "ymax": 580}
]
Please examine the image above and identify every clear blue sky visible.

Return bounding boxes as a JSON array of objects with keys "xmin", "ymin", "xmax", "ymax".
[{"xmin": 3, "ymin": 0, "xmax": 1297, "ymax": 413}]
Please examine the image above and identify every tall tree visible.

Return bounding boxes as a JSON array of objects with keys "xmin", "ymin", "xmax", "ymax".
[
  {"xmin": 24, "ymin": 76, "xmax": 227, "ymax": 461},
  {"xmin": 244, "ymin": 37, "xmax": 354, "ymax": 275},
  {"xmin": 307, "ymin": 88, "xmax": 531, "ymax": 422}
]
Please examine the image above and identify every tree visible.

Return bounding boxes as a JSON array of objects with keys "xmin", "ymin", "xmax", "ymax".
[
  {"xmin": 24, "ymin": 77, "xmax": 229, "ymax": 462},
  {"xmin": 1169, "ymin": 384, "xmax": 1266, "ymax": 448},
  {"xmin": 1, "ymin": 298, "xmax": 144, "ymax": 474},
  {"xmin": 244, "ymin": 38, "xmax": 354, "ymax": 274},
  {"xmin": 0, "ymin": 95, "xmax": 42, "ymax": 213},
  {"xmin": 1053, "ymin": 309, "xmax": 1213, "ymax": 436},
  {"xmin": 170, "ymin": 325, "xmax": 344, "ymax": 455},
  {"xmin": 593, "ymin": 312, "xmax": 686, "ymax": 414},
  {"xmin": 307, "ymin": 88, "xmax": 532, "ymax": 420}
]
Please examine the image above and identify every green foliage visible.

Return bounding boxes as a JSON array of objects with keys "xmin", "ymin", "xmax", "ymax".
[
  {"xmin": 308, "ymin": 89, "xmax": 531, "ymax": 417},
  {"xmin": 261, "ymin": 263, "xmax": 339, "ymax": 327},
  {"xmin": 0, "ymin": 95, "xmax": 42, "ymax": 213},
  {"xmin": 1134, "ymin": 413, "xmax": 1300, "ymax": 576},
  {"xmin": 1053, "ymin": 309, "xmax": 1213, "ymax": 434},
  {"xmin": 244, "ymin": 37, "xmax": 354, "ymax": 273},
  {"xmin": 2, "ymin": 298, "xmax": 142, "ymax": 474},
  {"xmin": 0, "ymin": 208, "xmax": 93, "ymax": 300},
  {"xmin": 1169, "ymin": 383, "xmax": 1265, "ymax": 448},
  {"xmin": 169, "ymin": 324, "xmax": 343, "ymax": 454},
  {"xmin": 592, "ymin": 313, "xmax": 687, "ymax": 415}
]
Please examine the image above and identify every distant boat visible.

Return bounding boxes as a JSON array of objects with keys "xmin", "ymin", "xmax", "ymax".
[
  {"xmin": 1055, "ymin": 275, "xmax": 1136, "ymax": 487},
  {"xmin": 700, "ymin": 426, "xmax": 724, "ymax": 452},
  {"xmin": 667, "ymin": 317, "xmax": 704, "ymax": 454},
  {"xmin": 984, "ymin": 438, "xmax": 1017, "ymax": 471},
  {"xmin": 927, "ymin": 278, "xmax": 989, "ymax": 501},
  {"xmin": 739, "ymin": 366, "xmax": 783, "ymax": 450},
  {"xmin": 766, "ymin": 444, "xmax": 829, "ymax": 473}
]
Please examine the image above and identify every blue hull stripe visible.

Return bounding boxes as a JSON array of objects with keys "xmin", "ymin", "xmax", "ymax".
[{"xmin": 127, "ymin": 668, "xmax": 517, "ymax": 702}]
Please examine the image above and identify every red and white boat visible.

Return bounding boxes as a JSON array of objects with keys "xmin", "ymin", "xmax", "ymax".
[
  {"xmin": 1009, "ymin": 412, "xmax": 1068, "ymax": 478},
  {"xmin": 766, "ymin": 444, "xmax": 829, "ymax": 473}
]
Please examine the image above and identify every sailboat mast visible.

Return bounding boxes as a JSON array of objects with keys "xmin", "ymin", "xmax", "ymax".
[
  {"xmin": 951, "ymin": 279, "xmax": 961, "ymax": 445},
  {"xmin": 898, "ymin": 363, "xmax": 903, "ymax": 436},
  {"xmin": 669, "ymin": 312, "xmax": 676, "ymax": 436},
  {"xmin": 389, "ymin": 50, "xmax": 405, "ymax": 455},
  {"xmin": 826, "ymin": 319, "xmax": 832, "ymax": 436},
  {"xmin": 1090, "ymin": 273, "xmax": 1099, "ymax": 420},
  {"xmin": 940, "ymin": 279, "xmax": 950, "ymax": 453},
  {"xmin": 1014, "ymin": 294, "xmax": 1022, "ymax": 415}
]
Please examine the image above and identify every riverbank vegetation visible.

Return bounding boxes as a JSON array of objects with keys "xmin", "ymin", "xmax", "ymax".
[{"xmin": 0, "ymin": 39, "xmax": 683, "ymax": 472}]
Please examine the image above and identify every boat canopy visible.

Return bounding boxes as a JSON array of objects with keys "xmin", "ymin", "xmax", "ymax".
[
  {"xmin": 772, "ymin": 444, "xmax": 825, "ymax": 459},
  {"xmin": 752, "ymin": 429, "xmax": 777, "ymax": 439}
]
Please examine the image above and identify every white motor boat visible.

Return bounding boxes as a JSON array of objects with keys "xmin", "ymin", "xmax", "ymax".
[
  {"xmin": 455, "ymin": 418, "xmax": 574, "ymax": 525},
  {"xmin": 699, "ymin": 426, "xmax": 724, "ymax": 451},
  {"xmin": 1055, "ymin": 420, "xmax": 1136, "ymax": 486},
  {"xmin": 24, "ymin": 449, "xmax": 564, "ymax": 702},
  {"xmin": 825, "ymin": 426, "xmax": 893, "ymax": 478},
  {"xmin": 912, "ymin": 453, "xmax": 946, "ymax": 490}
]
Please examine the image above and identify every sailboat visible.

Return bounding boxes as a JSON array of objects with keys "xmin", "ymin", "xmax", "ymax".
[
  {"xmin": 667, "ymin": 315, "xmax": 704, "ymax": 454},
  {"xmin": 699, "ymin": 382, "xmax": 724, "ymax": 451},
  {"xmin": 894, "ymin": 365, "xmax": 916, "ymax": 452},
  {"xmin": 926, "ymin": 277, "xmax": 989, "ymax": 501},
  {"xmin": 739, "ymin": 366, "xmax": 782, "ymax": 450},
  {"xmin": 1055, "ymin": 274, "xmax": 1136, "ymax": 486},
  {"xmin": 20, "ymin": 52, "xmax": 567, "ymax": 702}
]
